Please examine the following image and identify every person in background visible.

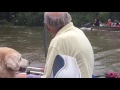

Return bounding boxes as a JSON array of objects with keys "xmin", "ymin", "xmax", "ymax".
[
  {"xmin": 93, "ymin": 18, "xmax": 100, "ymax": 26},
  {"xmin": 15, "ymin": 12, "xmax": 94, "ymax": 78},
  {"xmin": 107, "ymin": 19, "xmax": 112, "ymax": 27}
]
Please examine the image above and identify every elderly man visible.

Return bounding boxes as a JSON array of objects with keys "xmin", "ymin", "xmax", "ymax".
[{"xmin": 16, "ymin": 12, "xmax": 94, "ymax": 78}]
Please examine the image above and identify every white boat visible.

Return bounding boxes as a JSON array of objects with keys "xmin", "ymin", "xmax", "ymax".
[{"xmin": 80, "ymin": 27, "xmax": 92, "ymax": 31}]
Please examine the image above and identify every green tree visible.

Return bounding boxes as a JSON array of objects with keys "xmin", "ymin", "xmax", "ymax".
[{"xmin": 0, "ymin": 12, "xmax": 120, "ymax": 27}]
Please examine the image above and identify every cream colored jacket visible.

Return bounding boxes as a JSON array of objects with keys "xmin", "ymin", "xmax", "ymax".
[{"xmin": 41, "ymin": 22, "xmax": 94, "ymax": 78}]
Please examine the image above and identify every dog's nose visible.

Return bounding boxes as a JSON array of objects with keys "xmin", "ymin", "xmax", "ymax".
[
  {"xmin": 19, "ymin": 67, "xmax": 26, "ymax": 72},
  {"xmin": 29, "ymin": 61, "xmax": 31, "ymax": 65}
]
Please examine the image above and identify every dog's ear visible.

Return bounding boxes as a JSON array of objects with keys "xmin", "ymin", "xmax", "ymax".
[{"xmin": 5, "ymin": 59, "xmax": 20, "ymax": 71}]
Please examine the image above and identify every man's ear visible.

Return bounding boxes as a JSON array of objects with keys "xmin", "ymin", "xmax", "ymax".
[
  {"xmin": 5, "ymin": 59, "xmax": 19, "ymax": 71},
  {"xmin": 0, "ymin": 53, "xmax": 4, "ymax": 63},
  {"xmin": 45, "ymin": 24, "xmax": 53, "ymax": 32},
  {"xmin": 0, "ymin": 57, "xmax": 2, "ymax": 64}
]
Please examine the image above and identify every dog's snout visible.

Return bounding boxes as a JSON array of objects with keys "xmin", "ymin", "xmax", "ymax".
[
  {"xmin": 29, "ymin": 61, "xmax": 30, "ymax": 64},
  {"xmin": 19, "ymin": 67, "xmax": 26, "ymax": 72}
]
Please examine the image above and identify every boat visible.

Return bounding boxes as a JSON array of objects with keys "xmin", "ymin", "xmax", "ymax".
[
  {"xmin": 91, "ymin": 26, "xmax": 120, "ymax": 31},
  {"xmin": 80, "ymin": 27, "xmax": 92, "ymax": 31},
  {"xmin": 80, "ymin": 26, "xmax": 120, "ymax": 31},
  {"xmin": 80, "ymin": 22, "xmax": 120, "ymax": 31}
]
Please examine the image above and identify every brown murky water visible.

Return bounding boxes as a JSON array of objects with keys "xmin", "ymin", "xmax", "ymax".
[
  {"xmin": 84, "ymin": 30, "xmax": 120, "ymax": 77},
  {"xmin": 0, "ymin": 26, "xmax": 120, "ymax": 77}
]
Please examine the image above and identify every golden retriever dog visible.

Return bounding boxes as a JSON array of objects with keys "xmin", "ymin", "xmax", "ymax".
[{"xmin": 0, "ymin": 47, "xmax": 30, "ymax": 78}]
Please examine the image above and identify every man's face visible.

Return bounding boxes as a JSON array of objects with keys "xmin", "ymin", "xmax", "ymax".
[{"xmin": 44, "ymin": 23, "xmax": 58, "ymax": 37}]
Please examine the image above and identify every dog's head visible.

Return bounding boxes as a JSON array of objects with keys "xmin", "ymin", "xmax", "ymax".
[{"xmin": 2, "ymin": 48, "xmax": 30, "ymax": 72}]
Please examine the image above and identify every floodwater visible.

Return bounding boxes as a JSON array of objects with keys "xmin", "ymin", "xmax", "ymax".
[{"xmin": 0, "ymin": 26, "xmax": 120, "ymax": 77}]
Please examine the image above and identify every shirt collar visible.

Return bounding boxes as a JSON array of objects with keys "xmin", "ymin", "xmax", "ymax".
[{"xmin": 55, "ymin": 22, "xmax": 74, "ymax": 37}]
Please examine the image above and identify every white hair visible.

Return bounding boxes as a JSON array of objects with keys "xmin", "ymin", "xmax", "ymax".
[{"xmin": 44, "ymin": 12, "xmax": 72, "ymax": 30}]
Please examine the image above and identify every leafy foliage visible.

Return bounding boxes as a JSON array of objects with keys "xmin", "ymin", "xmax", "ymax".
[{"xmin": 0, "ymin": 12, "xmax": 120, "ymax": 26}]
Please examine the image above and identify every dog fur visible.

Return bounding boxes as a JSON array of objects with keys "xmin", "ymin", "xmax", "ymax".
[{"xmin": 0, "ymin": 47, "xmax": 29, "ymax": 78}]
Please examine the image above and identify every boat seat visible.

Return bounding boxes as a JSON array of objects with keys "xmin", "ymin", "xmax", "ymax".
[{"xmin": 50, "ymin": 55, "xmax": 81, "ymax": 78}]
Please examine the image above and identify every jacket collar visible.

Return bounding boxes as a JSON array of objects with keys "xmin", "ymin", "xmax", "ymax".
[{"xmin": 55, "ymin": 22, "xmax": 74, "ymax": 37}]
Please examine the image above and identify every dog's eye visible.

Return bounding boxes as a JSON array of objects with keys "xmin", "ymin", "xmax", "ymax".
[{"xmin": 19, "ymin": 57, "xmax": 22, "ymax": 62}]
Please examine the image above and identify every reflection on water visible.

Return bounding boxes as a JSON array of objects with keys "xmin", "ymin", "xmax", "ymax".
[{"xmin": 1, "ymin": 26, "xmax": 120, "ymax": 77}]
